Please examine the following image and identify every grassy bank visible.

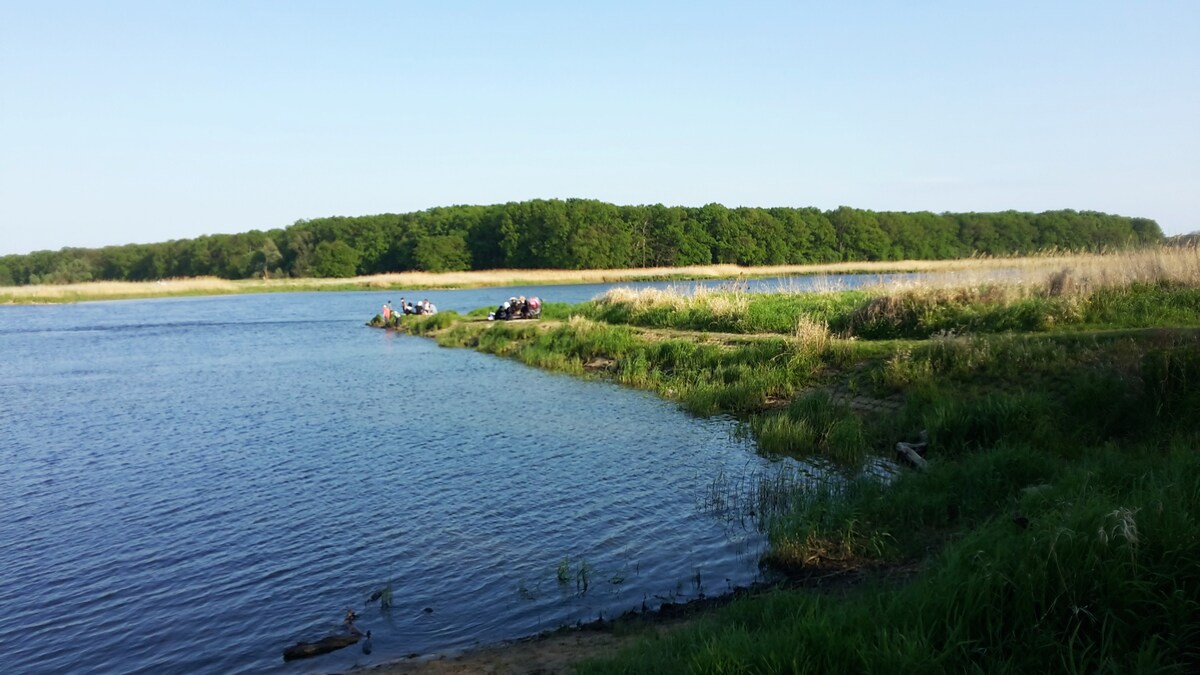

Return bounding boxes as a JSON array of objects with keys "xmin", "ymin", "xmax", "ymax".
[
  {"xmin": 4, "ymin": 248, "xmax": 1195, "ymax": 304},
  {"xmin": 388, "ymin": 252, "xmax": 1200, "ymax": 673}
]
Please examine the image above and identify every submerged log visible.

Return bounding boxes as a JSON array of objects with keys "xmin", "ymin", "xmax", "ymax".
[{"xmin": 282, "ymin": 633, "xmax": 362, "ymax": 661}]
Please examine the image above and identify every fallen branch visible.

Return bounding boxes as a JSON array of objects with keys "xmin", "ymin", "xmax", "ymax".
[{"xmin": 895, "ymin": 442, "xmax": 928, "ymax": 471}]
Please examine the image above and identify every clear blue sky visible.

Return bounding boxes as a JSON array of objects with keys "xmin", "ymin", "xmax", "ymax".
[{"xmin": 1, "ymin": 1, "xmax": 1196, "ymax": 255}]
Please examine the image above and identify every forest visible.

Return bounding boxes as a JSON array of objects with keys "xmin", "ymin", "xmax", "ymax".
[{"xmin": 0, "ymin": 200, "xmax": 1164, "ymax": 286}]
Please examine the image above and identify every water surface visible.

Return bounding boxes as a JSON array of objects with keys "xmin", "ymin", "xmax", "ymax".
[{"xmin": 0, "ymin": 283, "xmax": 833, "ymax": 674}]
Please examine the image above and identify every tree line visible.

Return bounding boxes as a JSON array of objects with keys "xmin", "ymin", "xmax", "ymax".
[{"xmin": 0, "ymin": 200, "xmax": 1164, "ymax": 286}]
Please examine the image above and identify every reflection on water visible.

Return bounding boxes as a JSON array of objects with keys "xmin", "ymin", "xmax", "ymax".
[{"xmin": 0, "ymin": 284, "xmax": 827, "ymax": 674}]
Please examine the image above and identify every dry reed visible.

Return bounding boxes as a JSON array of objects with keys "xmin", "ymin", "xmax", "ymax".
[
  {"xmin": 857, "ymin": 246, "xmax": 1200, "ymax": 298},
  {"xmin": 0, "ymin": 277, "xmax": 241, "ymax": 303},
  {"xmin": 594, "ymin": 283, "xmax": 751, "ymax": 319},
  {"xmin": 4, "ymin": 247, "xmax": 1195, "ymax": 304},
  {"xmin": 794, "ymin": 316, "xmax": 832, "ymax": 352}
]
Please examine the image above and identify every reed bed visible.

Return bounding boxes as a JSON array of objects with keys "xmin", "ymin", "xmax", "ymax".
[
  {"xmin": 582, "ymin": 247, "xmax": 1200, "ymax": 339},
  {"xmin": 336, "ymin": 251, "xmax": 1200, "ymax": 291},
  {"xmin": 8, "ymin": 247, "xmax": 1195, "ymax": 304},
  {"xmin": 702, "ymin": 463, "xmax": 851, "ymax": 528},
  {"xmin": 585, "ymin": 247, "xmax": 1200, "ymax": 304},
  {"xmin": 0, "ymin": 277, "xmax": 242, "ymax": 303},
  {"xmin": 0, "ymin": 262, "xmax": 931, "ymax": 303},
  {"xmin": 867, "ymin": 244, "xmax": 1200, "ymax": 295}
]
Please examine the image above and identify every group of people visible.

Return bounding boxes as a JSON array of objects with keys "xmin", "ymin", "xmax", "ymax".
[
  {"xmin": 381, "ymin": 297, "xmax": 437, "ymax": 322},
  {"xmin": 376, "ymin": 294, "xmax": 540, "ymax": 324},
  {"xmin": 489, "ymin": 295, "xmax": 541, "ymax": 320}
]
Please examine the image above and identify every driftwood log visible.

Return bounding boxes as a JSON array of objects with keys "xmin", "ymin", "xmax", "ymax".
[
  {"xmin": 894, "ymin": 430, "xmax": 929, "ymax": 471},
  {"xmin": 282, "ymin": 632, "xmax": 363, "ymax": 661},
  {"xmin": 895, "ymin": 442, "xmax": 928, "ymax": 470}
]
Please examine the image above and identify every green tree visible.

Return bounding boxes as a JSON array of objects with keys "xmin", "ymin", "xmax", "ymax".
[
  {"xmin": 311, "ymin": 240, "xmax": 361, "ymax": 278},
  {"xmin": 466, "ymin": 206, "xmax": 507, "ymax": 269},
  {"xmin": 47, "ymin": 254, "xmax": 96, "ymax": 283},
  {"xmin": 129, "ymin": 245, "xmax": 169, "ymax": 281},
  {"xmin": 497, "ymin": 209, "xmax": 523, "ymax": 268},
  {"xmin": 256, "ymin": 239, "xmax": 284, "ymax": 278},
  {"xmin": 565, "ymin": 199, "xmax": 633, "ymax": 269},
  {"xmin": 910, "ymin": 212, "xmax": 965, "ymax": 259},
  {"xmin": 957, "ymin": 213, "xmax": 1001, "ymax": 254},
  {"xmin": 990, "ymin": 211, "xmax": 1038, "ymax": 254},
  {"xmin": 0, "ymin": 202, "xmax": 1166, "ymax": 284},
  {"xmin": 168, "ymin": 238, "xmax": 202, "ymax": 277},
  {"xmin": 412, "ymin": 234, "xmax": 471, "ymax": 272},
  {"xmin": 283, "ymin": 227, "xmax": 315, "ymax": 277},
  {"xmin": 829, "ymin": 207, "xmax": 892, "ymax": 261},
  {"xmin": 523, "ymin": 199, "xmax": 573, "ymax": 267},
  {"xmin": 697, "ymin": 203, "xmax": 737, "ymax": 263},
  {"xmin": 737, "ymin": 208, "xmax": 788, "ymax": 264},
  {"xmin": 645, "ymin": 204, "xmax": 712, "ymax": 266},
  {"xmin": 793, "ymin": 208, "xmax": 840, "ymax": 262},
  {"xmin": 1130, "ymin": 218, "xmax": 1163, "ymax": 245}
]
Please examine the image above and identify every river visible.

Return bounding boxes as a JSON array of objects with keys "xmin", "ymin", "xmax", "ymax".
[{"xmin": 0, "ymin": 275, "xmax": 887, "ymax": 673}]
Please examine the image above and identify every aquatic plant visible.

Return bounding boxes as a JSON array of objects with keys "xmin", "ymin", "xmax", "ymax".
[
  {"xmin": 365, "ymin": 582, "xmax": 393, "ymax": 609},
  {"xmin": 577, "ymin": 560, "xmax": 592, "ymax": 594},
  {"xmin": 555, "ymin": 557, "xmax": 572, "ymax": 585},
  {"xmin": 539, "ymin": 556, "xmax": 626, "ymax": 598}
]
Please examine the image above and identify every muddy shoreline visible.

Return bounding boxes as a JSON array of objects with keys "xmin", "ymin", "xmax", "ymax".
[
  {"xmin": 357, "ymin": 565, "xmax": 905, "ymax": 674},
  {"xmin": 356, "ymin": 581, "xmax": 778, "ymax": 675}
]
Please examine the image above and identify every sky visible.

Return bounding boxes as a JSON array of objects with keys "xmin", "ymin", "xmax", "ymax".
[{"xmin": 1, "ymin": 1, "xmax": 1197, "ymax": 256}]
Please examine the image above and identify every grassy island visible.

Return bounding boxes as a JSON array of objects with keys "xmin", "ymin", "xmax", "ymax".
[{"xmin": 380, "ymin": 247, "xmax": 1200, "ymax": 673}]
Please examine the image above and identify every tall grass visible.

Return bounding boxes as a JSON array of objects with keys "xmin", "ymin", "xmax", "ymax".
[
  {"xmin": 746, "ymin": 393, "xmax": 872, "ymax": 465},
  {"xmin": 582, "ymin": 286, "xmax": 871, "ymax": 334},
  {"xmin": 572, "ymin": 320, "xmax": 1200, "ymax": 672},
  {"xmin": 395, "ymin": 255, "xmax": 1200, "ymax": 672},
  {"xmin": 578, "ymin": 247, "xmax": 1200, "ymax": 340},
  {"xmin": 588, "ymin": 282, "xmax": 1200, "ymax": 341},
  {"xmin": 581, "ymin": 440, "xmax": 1200, "ymax": 674},
  {"xmin": 429, "ymin": 315, "xmax": 818, "ymax": 416},
  {"xmin": 0, "ymin": 277, "xmax": 242, "ymax": 303},
  {"xmin": 397, "ymin": 310, "xmax": 461, "ymax": 334}
]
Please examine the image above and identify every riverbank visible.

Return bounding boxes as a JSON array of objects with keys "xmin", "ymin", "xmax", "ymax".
[
  {"xmin": 4, "ymin": 248, "xmax": 1195, "ymax": 304},
  {"xmin": 364, "ymin": 569, "xmax": 911, "ymax": 674},
  {"xmin": 362, "ymin": 588, "xmax": 753, "ymax": 675},
  {"xmin": 380, "ymin": 260, "xmax": 1200, "ymax": 672}
]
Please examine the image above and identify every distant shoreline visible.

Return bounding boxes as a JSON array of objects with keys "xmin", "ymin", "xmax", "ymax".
[{"xmin": 0, "ymin": 252, "xmax": 1157, "ymax": 305}]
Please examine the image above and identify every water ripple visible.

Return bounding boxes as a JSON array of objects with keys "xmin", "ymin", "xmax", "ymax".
[{"xmin": 0, "ymin": 290, "xmax": 817, "ymax": 674}]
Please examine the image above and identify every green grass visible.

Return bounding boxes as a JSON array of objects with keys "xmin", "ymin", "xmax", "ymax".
[
  {"xmin": 580, "ymin": 283, "xmax": 1200, "ymax": 341},
  {"xmin": 432, "ymin": 318, "xmax": 817, "ymax": 416},
  {"xmin": 746, "ymin": 393, "xmax": 872, "ymax": 465},
  {"xmin": 1082, "ymin": 282, "xmax": 1200, "ymax": 328},
  {"xmin": 581, "ymin": 439, "xmax": 1200, "ymax": 674},
  {"xmin": 382, "ymin": 284, "xmax": 1200, "ymax": 673},
  {"xmin": 572, "ymin": 329, "xmax": 1200, "ymax": 673},
  {"xmin": 579, "ymin": 291, "xmax": 872, "ymax": 334},
  {"xmin": 385, "ymin": 310, "xmax": 462, "ymax": 333}
]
